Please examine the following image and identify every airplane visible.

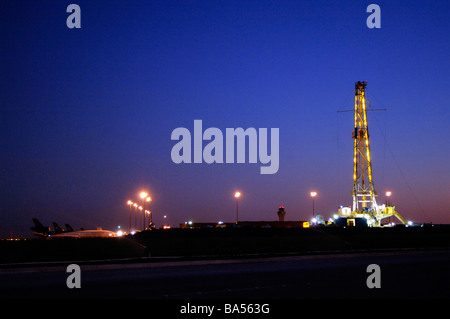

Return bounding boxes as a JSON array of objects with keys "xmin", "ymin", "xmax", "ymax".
[
  {"xmin": 31, "ymin": 218, "xmax": 117, "ymax": 238},
  {"xmin": 31, "ymin": 218, "xmax": 64, "ymax": 237},
  {"xmin": 52, "ymin": 222, "xmax": 65, "ymax": 234},
  {"xmin": 49, "ymin": 229, "xmax": 117, "ymax": 238}
]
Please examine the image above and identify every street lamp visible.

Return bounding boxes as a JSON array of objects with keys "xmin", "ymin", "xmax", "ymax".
[
  {"xmin": 133, "ymin": 203, "xmax": 138, "ymax": 231},
  {"xmin": 140, "ymin": 192, "xmax": 148, "ymax": 230},
  {"xmin": 310, "ymin": 191, "xmax": 317, "ymax": 217},
  {"xmin": 138, "ymin": 206, "xmax": 143, "ymax": 230},
  {"xmin": 235, "ymin": 192, "xmax": 241, "ymax": 224},
  {"xmin": 127, "ymin": 200, "xmax": 133, "ymax": 233},
  {"xmin": 140, "ymin": 192, "xmax": 148, "ymax": 199},
  {"xmin": 146, "ymin": 196, "xmax": 152, "ymax": 227},
  {"xmin": 386, "ymin": 191, "xmax": 392, "ymax": 206},
  {"xmin": 145, "ymin": 210, "xmax": 151, "ymax": 228}
]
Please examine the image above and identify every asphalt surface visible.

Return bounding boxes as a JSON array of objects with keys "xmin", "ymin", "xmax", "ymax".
[{"xmin": 1, "ymin": 249, "xmax": 449, "ymax": 301}]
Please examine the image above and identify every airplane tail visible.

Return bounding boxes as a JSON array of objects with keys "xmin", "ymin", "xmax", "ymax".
[
  {"xmin": 52, "ymin": 222, "xmax": 65, "ymax": 233},
  {"xmin": 31, "ymin": 218, "xmax": 51, "ymax": 235},
  {"xmin": 65, "ymin": 224, "xmax": 74, "ymax": 232},
  {"xmin": 32, "ymin": 218, "xmax": 44, "ymax": 228}
]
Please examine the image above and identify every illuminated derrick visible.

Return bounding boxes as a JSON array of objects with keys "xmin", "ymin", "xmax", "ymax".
[
  {"xmin": 338, "ymin": 81, "xmax": 406, "ymax": 227},
  {"xmin": 352, "ymin": 81, "xmax": 376, "ymax": 213}
]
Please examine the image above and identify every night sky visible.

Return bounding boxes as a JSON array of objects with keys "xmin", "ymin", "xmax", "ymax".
[{"xmin": 1, "ymin": 0, "xmax": 449, "ymax": 238}]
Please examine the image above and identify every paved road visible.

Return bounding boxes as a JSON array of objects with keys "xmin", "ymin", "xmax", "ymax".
[{"xmin": 1, "ymin": 249, "xmax": 449, "ymax": 300}]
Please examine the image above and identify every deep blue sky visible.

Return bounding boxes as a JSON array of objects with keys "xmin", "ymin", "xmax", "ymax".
[{"xmin": 1, "ymin": 0, "xmax": 449, "ymax": 237}]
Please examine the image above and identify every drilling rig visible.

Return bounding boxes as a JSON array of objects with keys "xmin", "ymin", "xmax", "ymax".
[{"xmin": 336, "ymin": 81, "xmax": 406, "ymax": 227}]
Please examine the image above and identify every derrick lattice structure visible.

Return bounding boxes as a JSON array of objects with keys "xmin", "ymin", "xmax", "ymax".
[
  {"xmin": 352, "ymin": 81, "xmax": 377, "ymax": 213},
  {"xmin": 338, "ymin": 81, "xmax": 406, "ymax": 227}
]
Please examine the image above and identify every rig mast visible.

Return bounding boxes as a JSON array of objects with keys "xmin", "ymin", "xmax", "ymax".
[
  {"xmin": 338, "ymin": 81, "xmax": 406, "ymax": 227},
  {"xmin": 352, "ymin": 81, "xmax": 377, "ymax": 212}
]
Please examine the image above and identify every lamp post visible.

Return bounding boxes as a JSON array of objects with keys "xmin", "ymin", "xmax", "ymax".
[
  {"xmin": 133, "ymin": 203, "xmax": 138, "ymax": 231},
  {"xmin": 138, "ymin": 206, "xmax": 143, "ymax": 230},
  {"xmin": 235, "ymin": 192, "xmax": 241, "ymax": 224},
  {"xmin": 386, "ymin": 191, "xmax": 392, "ymax": 206},
  {"xmin": 146, "ymin": 196, "xmax": 152, "ymax": 227},
  {"xmin": 127, "ymin": 200, "xmax": 133, "ymax": 233},
  {"xmin": 145, "ymin": 210, "xmax": 150, "ymax": 228},
  {"xmin": 310, "ymin": 191, "xmax": 317, "ymax": 217},
  {"xmin": 140, "ymin": 192, "xmax": 148, "ymax": 230}
]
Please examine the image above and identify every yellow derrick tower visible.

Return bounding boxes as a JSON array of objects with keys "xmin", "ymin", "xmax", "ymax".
[{"xmin": 338, "ymin": 81, "xmax": 406, "ymax": 227}]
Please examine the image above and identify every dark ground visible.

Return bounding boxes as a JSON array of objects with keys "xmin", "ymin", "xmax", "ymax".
[
  {"xmin": 1, "ymin": 226, "xmax": 449, "ymax": 313},
  {"xmin": 2, "ymin": 225, "xmax": 450, "ymax": 264},
  {"xmin": 132, "ymin": 225, "xmax": 450, "ymax": 257}
]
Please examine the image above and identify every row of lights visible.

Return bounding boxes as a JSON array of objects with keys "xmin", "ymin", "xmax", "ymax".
[
  {"xmin": 126, "ymin": 191, "xmax": 152, "ymax": 233},
  {"xmin": 125, "ymin": 190, "xmax": 396, "ymax": 232},
  {"xmin": 125, "ymin": 191, "xmax": 242, "ymax": 234},
  {"xmin": 309, "ymin": 190, "xmax": 394, "ymax": 214}
]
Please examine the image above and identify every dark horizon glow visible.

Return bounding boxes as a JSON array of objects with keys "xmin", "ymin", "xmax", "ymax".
[{"xmin": 1, "ymin": 0, "xmax": 449, "ymax": 238}]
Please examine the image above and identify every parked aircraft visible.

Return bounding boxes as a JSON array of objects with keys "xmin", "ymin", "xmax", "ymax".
[{"xmin": 31, "ymin": 218, "xmax": 117, "ymax": 238}]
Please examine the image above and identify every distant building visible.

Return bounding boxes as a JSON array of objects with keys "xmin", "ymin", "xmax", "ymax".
[{"xmin": 180, "ymin": 220, "xmax": 308, "ymax": 229}]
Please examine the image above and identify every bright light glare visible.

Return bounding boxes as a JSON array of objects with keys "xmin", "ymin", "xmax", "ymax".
[
  {"xmin": 140, "ymin": 192, "xmax": 148, "ymax": 199},
  {"xmin": 235, "ymin": 192, "xmax": 241, "ymax": 198},
  {"xmin": 116, "ymin": 230, "xmax": 123, "ymax": 237},
  {"xmin": 310, "ymin": 191, "xmax": 317, "ymax": 197}
]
